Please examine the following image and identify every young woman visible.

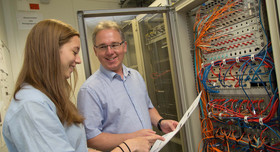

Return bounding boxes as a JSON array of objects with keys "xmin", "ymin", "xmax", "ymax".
[{"xmin": 2, "ymin": 19, "xmax": 163, "ymax": 152}]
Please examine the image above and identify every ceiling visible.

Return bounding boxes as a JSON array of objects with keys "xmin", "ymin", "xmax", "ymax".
[{"xmin": 119, "ymin": 0, "xmax": 156, "ymax": 8}]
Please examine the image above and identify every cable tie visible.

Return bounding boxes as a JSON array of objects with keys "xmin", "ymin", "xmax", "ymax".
[
  {"xmin": 213, "ymin": 82, "xmax": 216, "ymax": 87},
  {"xmin": 219, "ymin": 113, "xmax": 223, "ymax": 120},
  {"xmin": 253, "ymin": 110, "xmax": 256, "ymax": 115},
  {"xmin": 251, "ymin": 54, "xmax": 255, "ymax": 61},
  {"xmin": 236, "ymin": 57, "xmax": 240, "ymax": 63},
  {"xmin": 259, "ymin": 117, "xmax": 264, "ymax": 125},
  {"xmin": 244, "ymin": 116, "xmax": 249, "ymax": 124},
  {"xmin": 208, "ymin": 112, "xmax": 212, "ymax": 118},
  {"xmin": 211, "ymin": 61, "xmax": 215, "ymax": 67},
  {"xmin": 249, "ymin": 10, "xmax": 253, "ymax": 16},
  {"xmin": 230, "ymin": 115, "xmax": 234, "ymax": 122},
  {"xmin": 223, "ymin": 59, "xmax": 226, "ymax": 65}
]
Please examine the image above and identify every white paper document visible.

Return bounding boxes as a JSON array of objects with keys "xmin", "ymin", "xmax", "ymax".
[{"xmin": 150, "ymin": 91, "xmax": 202, "ymax": 152}]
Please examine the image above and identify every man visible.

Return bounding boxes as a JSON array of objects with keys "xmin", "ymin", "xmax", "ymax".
[{"xmin": 77, "ymin": 20, "xmax": 178, "ymax": 151}]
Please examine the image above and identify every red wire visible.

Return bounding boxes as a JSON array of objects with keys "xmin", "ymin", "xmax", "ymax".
[{"xmin": 260, "ymin": 124, "xmax": 280, "ymax": 150}]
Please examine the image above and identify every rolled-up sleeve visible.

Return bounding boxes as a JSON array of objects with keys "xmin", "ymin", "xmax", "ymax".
[{"xmin": 77, "ymin": 87, "xmax": 103, "ymax": 140}]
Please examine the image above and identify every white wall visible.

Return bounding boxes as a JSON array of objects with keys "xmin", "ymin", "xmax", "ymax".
[
  {"xmin": 0, "ymin": 0, "xmax": 10, "ymax": 150},
  {"xmin": 0, "ymin": 0, "xmax": 7, "ymax": 44},
  {"xmin": 0, "ymin": 0, "xmax": 120, "ymax": 151},
  {"xmin": 1, "ymin": 0, "xmax": 121, "ymax": 100}
]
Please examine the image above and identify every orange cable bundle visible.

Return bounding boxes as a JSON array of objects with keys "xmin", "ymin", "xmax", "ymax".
[
  {"xmin": 194, "ymin": 0, "xmax": 239, "ymax": 54},
  {"xmin": 194, "ymin": 0, "xmax": 241, "ymax": 151}
]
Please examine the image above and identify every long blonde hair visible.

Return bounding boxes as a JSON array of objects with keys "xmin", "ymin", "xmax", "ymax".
[{"xmin": 14, "ymin": 19, "xmax": 84, "ymax": 125}]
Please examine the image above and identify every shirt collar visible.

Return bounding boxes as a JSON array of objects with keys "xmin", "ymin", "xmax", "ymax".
[
  {"xmin": 100, "ymin": 64, "xmax": 131, "ymax": 81},
  {"xmin": 123, "ymin": 65, "xmax": 131, "ymax": 78}
]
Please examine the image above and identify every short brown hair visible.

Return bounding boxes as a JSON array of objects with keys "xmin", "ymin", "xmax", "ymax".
[{"xmin": 92, "ymin": 20, "xmax": 125, "ymax": 45}]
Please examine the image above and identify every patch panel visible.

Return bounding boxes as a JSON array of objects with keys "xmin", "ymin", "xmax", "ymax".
[
  {"xmin": 209, "ymin": 17, "xmax": 260, "ymax": 36},
  {"xmin": 208, "ymin": 62, "xmax": 267, "ymax": 78},
  {"xmin": 213, "ymin": 8, "xmax": 259, "ymax": 28},
  {"xmin": 206, "ymin": 77, "xmax": 250, "ymax": 88},
  {"xmin": 205, "ymin": 46, "xmax": 262, "ymax": 62},
  {"xmin": 201, "ymin": 0, "xmax": 243, "ymax": 15},
  {"xmin": 211, "ymin": 29, "xmax": 262, "ymax": 45},
  {"xmin": 201, "ymin": 59, "xmax": 272, "ymax": 91},
  {"xmin": 203, "ymin": 17, "xmax": 266, "ymax": 62},
  {"xmin": 201, "ymin": 0, "xmax": 259, "ymax": 30},
  {"xmin": 208, "ymin": 98, "xmax": 268, "ymax": 112}
]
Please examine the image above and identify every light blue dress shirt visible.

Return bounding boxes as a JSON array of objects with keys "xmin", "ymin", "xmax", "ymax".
[
  {"xmin": 77, "ymin": 65, "xmax": 154, "ymax": 140},
  {"xmin": 2, "ymin": 84, "xmax": 88, "ymax": 152}
]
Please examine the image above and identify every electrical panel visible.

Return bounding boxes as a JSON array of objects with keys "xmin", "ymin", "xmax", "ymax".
[{"xmin": 193, "ymin": 0, "xmax": 279, "ymax": 151}]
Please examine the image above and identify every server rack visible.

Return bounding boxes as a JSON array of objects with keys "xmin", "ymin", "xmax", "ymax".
[{"xmin": 172, "ymin": 0, "xmax": 280, "ymax": 151}]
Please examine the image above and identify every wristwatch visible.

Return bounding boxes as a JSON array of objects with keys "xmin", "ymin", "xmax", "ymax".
[{"xmin": 157, "ymin": 118, "xmax": 165, "ymax": 131}]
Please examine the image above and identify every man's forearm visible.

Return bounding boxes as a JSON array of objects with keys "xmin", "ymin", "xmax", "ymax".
[
  {"xmin": 149, "ymin": 108, "xmax": 163, "ymax": 127},
  {"xmin": 87, "ymin": 132, "xmax": 134, "ymax": 151}
]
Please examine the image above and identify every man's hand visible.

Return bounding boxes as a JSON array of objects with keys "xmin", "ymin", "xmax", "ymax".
[{"xmin": 160, "ymin": 120, "xmax": 178, "ymax": 133}]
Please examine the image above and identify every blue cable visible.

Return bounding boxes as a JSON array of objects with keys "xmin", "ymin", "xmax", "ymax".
[
  {"xmin": 270, "ymin": 88, "xmax": 278, "ymax": 110},
  {"xmin": 246, "ymin": 61, "xmax": 271, "ymax": 98},
  {"xmin": 238, "ymin": 60, "xmax": 256, "ymax": 113},
  {"xmin": 252, "ymin": 0, "xmax": 269, "ymax": 80},
  {"xmin": 263, "ymin": 123, "xmax": 280, "ymax": 140},
  {"xmin": 269, "ymin": 67, "xmax": 275, "ymax": 94},
  {"xmin": 203, "ymin": 65, "xmax": 220, "ymax": 93}
]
